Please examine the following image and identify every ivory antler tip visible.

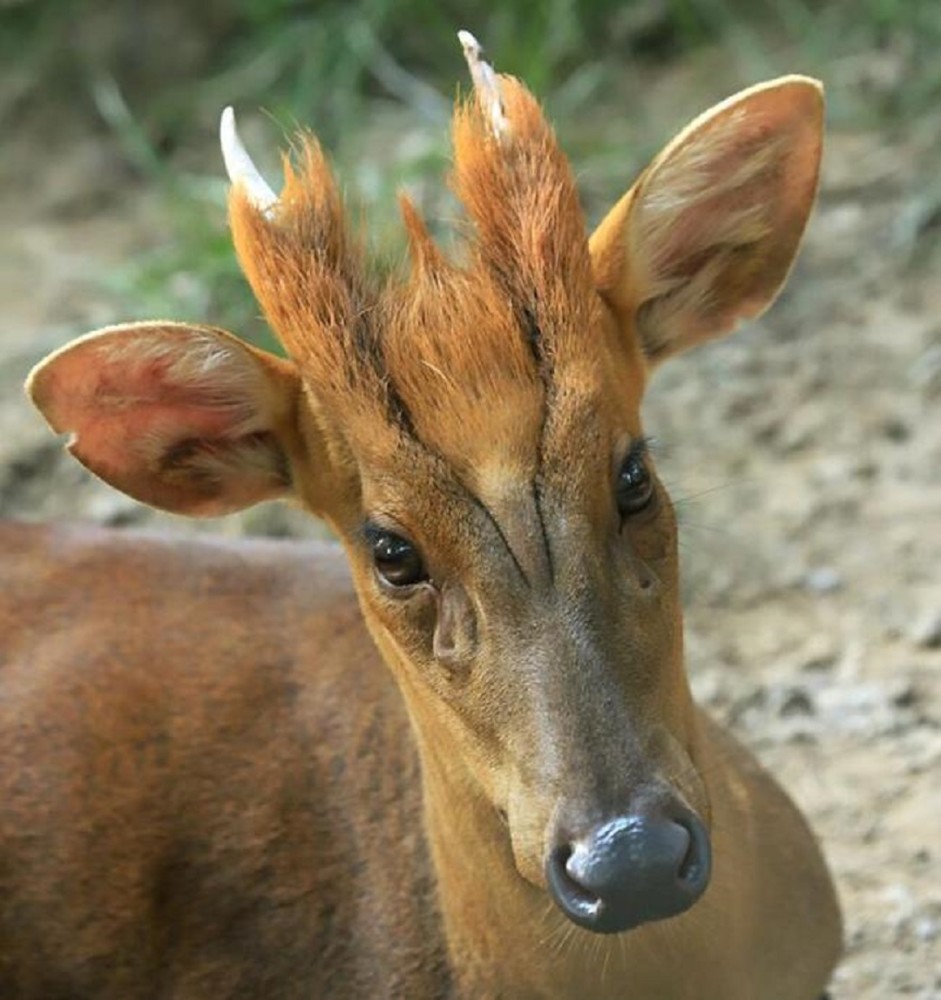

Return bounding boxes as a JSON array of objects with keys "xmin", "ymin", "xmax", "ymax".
[
  {"xmin": 457, "ymin": 29, "xmax": 508, "ymax": 140},
  {"xmin": 219, "ymin": 105, "xmax": 278, "ymax": 217}
]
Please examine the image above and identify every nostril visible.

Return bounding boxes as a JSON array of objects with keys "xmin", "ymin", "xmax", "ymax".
[
  {"xmin": 547, "ymin": 845, "xmax": 603, "ymax": 926},
  {"xmin": 677, "ymin": 833, "xmax": 696, "ymax": 881},
  {"xmin": 552, "ymin": 843, "xmax": 572, "ymax": 872},
  {"xmin": 560, "ymin": 849, "xmax": 597, "ymax": 905},
  {"xmin": 672, "ymin": 813, "xmax": 711, "ymax": 893}
]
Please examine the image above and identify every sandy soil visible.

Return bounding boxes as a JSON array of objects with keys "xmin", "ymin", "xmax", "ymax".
[{"xmin": 1, "ymin": 70, "xmax": 938, "ymax": 998}]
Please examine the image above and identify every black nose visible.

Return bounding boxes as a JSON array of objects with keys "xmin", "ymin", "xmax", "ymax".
[{"xmin": 545, "ymin": 806, "xmax": 711, "ymax": 934}]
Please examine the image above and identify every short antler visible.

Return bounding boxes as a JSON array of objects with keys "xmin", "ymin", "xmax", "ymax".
[
  {"xmin": 220, "ymin": 106, "xmax": 278, "ymax": 217},
  {"xmin": 457, "ymin": 30, "xmax": 508, "ymax": 140}
]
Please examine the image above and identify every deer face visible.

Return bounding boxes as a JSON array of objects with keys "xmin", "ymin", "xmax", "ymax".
[
  {"xmin": 28, "ymin": 38, "xmax": 823, "ymax": 934},
  {"xmin": 343, "ymin": 333, "xmax": 703, "ymax": 934}
]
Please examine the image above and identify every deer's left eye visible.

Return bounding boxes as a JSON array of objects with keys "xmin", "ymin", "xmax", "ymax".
[
  {"xmin": 367, "ymin": 527, "xmax": 428, "ymax": 589},
  {"xmin": 616, "ymin": 450, "xmax": 655, "ymax": 518}
]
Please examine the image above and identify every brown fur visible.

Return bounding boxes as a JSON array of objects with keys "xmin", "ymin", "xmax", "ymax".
[
  {"xmin": 3, "ymin": 69, "xmax": 840, "ymax": 999},
  {"xmin": 0, "ymin": 523, "xmax": 447, "ymax": 999}
]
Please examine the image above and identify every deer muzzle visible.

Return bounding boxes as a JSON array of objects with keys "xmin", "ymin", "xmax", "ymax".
[{"xmin": 545, "ymin": 795, "xmax": 711, "ymax": 934}]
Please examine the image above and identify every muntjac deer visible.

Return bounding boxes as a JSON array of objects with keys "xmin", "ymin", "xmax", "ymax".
[{"xmin": 0, "ymin": 33, "xmax": 841, "ymax": 1000}]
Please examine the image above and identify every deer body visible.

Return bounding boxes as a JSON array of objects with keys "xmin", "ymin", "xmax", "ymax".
[
  {"xmin": 0, "ymin": 524, "xmax": 446, "ymax": 999},
  {"xmin": 2, "ymin": 35, "xmax": 841, "ymax": 1000},
  {"xmin": 1, "ymin": 523, "xmax": 837, "ymax": 999}
]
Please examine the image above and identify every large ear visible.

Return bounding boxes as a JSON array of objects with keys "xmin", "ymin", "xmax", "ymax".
[
  {"xmin": 27, "ymin": 322, "xmax": 305, "ymax": 516},
  {"xmin": 589, "ymin": 76, "xmax": 824, "ymax": 366}
]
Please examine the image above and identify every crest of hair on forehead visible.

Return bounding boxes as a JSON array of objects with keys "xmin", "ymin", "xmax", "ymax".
[
  {"xmin": 379, "ymin": 65, "xmax": 605, "ymax": 484},
  {"xmin": 381, "ymin": 197, "xmax": 545, "ymax": 485},
  {"xmin": 450, "ymin": 74, "xmax": 599, "ymax": 378},
  {"xmin": 226, "ymin": 68, "xmax": 605, "ymax": 480},
  {"xmin": 227, "ymin": 137, "xmax": 395, "ymax": 450}
]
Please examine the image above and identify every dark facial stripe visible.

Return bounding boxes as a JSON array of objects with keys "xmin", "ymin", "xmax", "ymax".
[
  {"xmin": 467, "ymin": 492, "xmax": 531, "ymax": 589},
  {"xmin": 532, "ymin": 478, "xmax": 554, "ymax": 586}
]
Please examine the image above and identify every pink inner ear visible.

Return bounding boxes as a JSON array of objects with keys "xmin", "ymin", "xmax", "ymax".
[
  {"xmin": 49, "ymin": 341, "xmax": 256, "ymax": 461},
  {"xmin": 32, "ymin": 325, "xmax": 291, "ymax": 515},
  {"xmin": 641, "ymin": 127, "xmax": 763, "ymax": 267},
  {"xmin": 624, "ymin": 80, "xmax": 823, "ymax": 358}
]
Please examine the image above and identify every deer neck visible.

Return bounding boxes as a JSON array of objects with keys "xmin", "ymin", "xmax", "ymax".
[
  {"xmin": 398, "ymin": 694, "xmax": 589, "ymax": 998},
  {"xmin": 412, "ymin": 728, "xmax": 541, "ymax": 997}
]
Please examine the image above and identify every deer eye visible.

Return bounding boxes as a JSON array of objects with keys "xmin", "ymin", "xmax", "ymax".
[
  {"xmin": 367, "ymin": 527, "xmax": 428, "ymax": 589},
  {"xmin": 616, "ymin": 447, "xmax": 655, "ymax": 518}
]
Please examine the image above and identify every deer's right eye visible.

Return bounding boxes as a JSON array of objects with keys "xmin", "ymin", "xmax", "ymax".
[
  {"xmin": 367, "ymin": 528, "xmax": 428, "ymax": 589},
  {"xmin": 616, "ymin": 443, "xmax": 655, "ymax": 519}
]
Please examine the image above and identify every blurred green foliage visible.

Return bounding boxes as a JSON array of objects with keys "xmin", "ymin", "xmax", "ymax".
[{"xmin": 4, "ymin": 0, "xmax": 938, "ymax": 342}]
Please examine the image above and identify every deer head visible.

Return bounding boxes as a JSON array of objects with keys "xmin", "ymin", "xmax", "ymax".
[{"xmin": 27, "ymin": 34, "xmax": 823, "ymax": 934}]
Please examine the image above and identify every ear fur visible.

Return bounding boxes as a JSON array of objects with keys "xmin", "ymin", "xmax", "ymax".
[
  {"xmin": 590, "ymin": 76, "xmax": 824, "ymax": 366},
  {"xmin": 27, "ymin": 322, "xmax": 304, "ymax": 516}
]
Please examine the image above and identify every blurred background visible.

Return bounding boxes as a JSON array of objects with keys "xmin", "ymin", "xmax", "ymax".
[
  {"xmin": 1, "ymin": 2, "xmax": 939, "ymax": 997},
  {"xmin": 4, "ymin": 0, "xmax": 939, "ymax": 344}
]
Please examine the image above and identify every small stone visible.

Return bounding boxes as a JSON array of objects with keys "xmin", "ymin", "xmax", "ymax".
[
  {"xmin": 87, "ymin": 491, "xmax": 143, "ymax": 527},
  {"xmin": 910, "ymin": 343, "xmax": 941, "ymax": 396},
  {"xmin": 852, "ymin": 460, "xmax": 878, "ymax": 480},
  {"xmin": 802, "ymin": 567, "xmax": 844, "ymax": 594},
  {"xmin": 779, "ymin": 687, "xmax": 815, "ymax": 717},
  {"xmin": 802, "ymin": 651, "xmax": 837, "ymax": 672},
  {"xmin": 727, "ymin": 686, "xmax": 767, "ymax": 725},
  {"xmin": 914, "ymin": 916, "xmax": 938, "ymax": 942},
  {"xmin": 891, "ymin": 683, "xmax": 919, "ymax": 709},
  {"xmin": 881, "ymin": 417, "xmax": 911, "ymax": 442},
  {"xmin": 909, "ymin": 611, "xmax": 941, "ymax": 650},
  {"xmin": 798, "ymin": 634, "xmax": 839, "ymax": 673}
]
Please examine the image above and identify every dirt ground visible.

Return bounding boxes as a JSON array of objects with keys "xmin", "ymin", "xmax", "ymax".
[{"xmin": 1, "ymin": 58, "xmax": 938, "ymax": 998}]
